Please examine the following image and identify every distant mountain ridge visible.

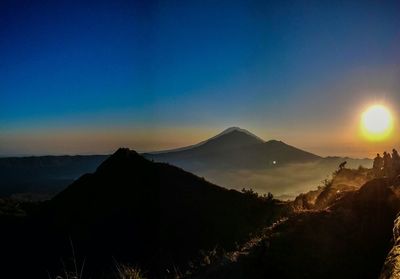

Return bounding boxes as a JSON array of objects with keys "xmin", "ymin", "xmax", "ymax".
[
  {"xmin": 0, "ymin": 127, "xmax": 372, "ymax": 199},
  {"xmin": 144, "ymin": 127, "xmax": 321, "ymax": 171},
  {"xmin": 144, "ymin": 127, "xmax": 371, "ymax": 199},
  {"xmin": 0, "ymin": 155, "xmax": 108, "ymax": 197}
]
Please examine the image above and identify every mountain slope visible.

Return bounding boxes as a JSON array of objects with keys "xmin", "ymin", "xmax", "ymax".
[
  {"xmin": 1, "ymin": 148, "xmax": 283, "ymax": 278},
  {"xmin": 190, "ymin": 175, "xmax": 400, "ymax": 279}
]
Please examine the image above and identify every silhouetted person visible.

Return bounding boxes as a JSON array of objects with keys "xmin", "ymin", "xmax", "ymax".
[
  {"xmin": 383, "ymin": 152, "xmax": 392, "ymax": 178},
  {"xmin": 339, "ymin": 161, "xmax": 347, "ymax": 171},
  {"xmin": 392, "ymin": 149, "xmax": 400, "ymax": 177},
  {"xmin": 373, "ymin": 153, "xmax": 384, "ymax": 177}
]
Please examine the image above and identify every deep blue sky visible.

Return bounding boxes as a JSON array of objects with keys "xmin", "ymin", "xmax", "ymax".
[{"xmin": 1, "ymin": 0, "xmax": 400, "ymax": 156}]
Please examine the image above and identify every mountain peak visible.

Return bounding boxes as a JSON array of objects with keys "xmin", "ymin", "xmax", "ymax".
[
  {"xmin": 97, "ymin": 148, "xmax": 149, "ymax": 174},
  {"xmin": 111, "ymin": 148, "xmax": 142, "ymax": 161},
  {"xmin": 213, "ymin": 127, "xmax": 264, "ymax": 142},
  {"xmin": 146, "ymin": 127, "xmax": 264, "ymax": 155},
  {"xmin": 221, "ymin": 126, "xmax": 245, "ymax": 133},
  {"xmin": 114, "ymin": 147, "xmax": 134, "ymax": 156}
]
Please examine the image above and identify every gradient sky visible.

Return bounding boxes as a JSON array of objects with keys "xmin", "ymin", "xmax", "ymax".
[{"xmin": 1, "ymin": 0, "xmax": 400, "ymax": 157}]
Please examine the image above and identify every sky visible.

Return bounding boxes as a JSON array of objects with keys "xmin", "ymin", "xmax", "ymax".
[{"xmin": 1, "ymin": 0, "xmax": 400, "ymax": 157}]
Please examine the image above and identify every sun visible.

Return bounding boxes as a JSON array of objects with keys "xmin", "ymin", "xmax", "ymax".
[{"xmin": 361, "ymin": 104, "xmax": 393, "ymax": 141}]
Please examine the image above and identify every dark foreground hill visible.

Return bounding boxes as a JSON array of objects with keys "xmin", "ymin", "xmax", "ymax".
[
  {"xmin": 0, "ymin": 148, "xmax": 285, "ymax": 278},
  {"xmin": 0, "ymin": 149, "xmax": 397, "ymax": 279}
]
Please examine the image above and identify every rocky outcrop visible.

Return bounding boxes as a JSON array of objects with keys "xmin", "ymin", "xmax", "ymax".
[{"xmin": 380, "ymin": 214, "xmax": 400, "ymax": 279}]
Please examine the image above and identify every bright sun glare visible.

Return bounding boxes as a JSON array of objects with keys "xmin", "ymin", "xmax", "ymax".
[{"xmin": 361, "ymin": 104, "xmax": 393, "ymax": 141}]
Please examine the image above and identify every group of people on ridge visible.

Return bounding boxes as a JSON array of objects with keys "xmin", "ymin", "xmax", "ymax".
[{"xmin": 373, "ymin": 149, "xmax": 400, "ymax": 178}]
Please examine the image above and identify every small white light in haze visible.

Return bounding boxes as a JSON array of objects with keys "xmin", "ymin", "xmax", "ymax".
[{"xmin": 272, "ymin": 161, "xmax": 277, "ymax": 165}]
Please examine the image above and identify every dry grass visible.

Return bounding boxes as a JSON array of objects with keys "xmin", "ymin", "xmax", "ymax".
[
  {"xmin": 50, "ymin": 261, "xmax": 146, "ymax": 279},
  {"xmin": 47, "ymin": 239, "xmax": 147, "ymax": 279},
  {"xmin": 115, "ymin": 263, "xmax": 146, "ymax": 279}
]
